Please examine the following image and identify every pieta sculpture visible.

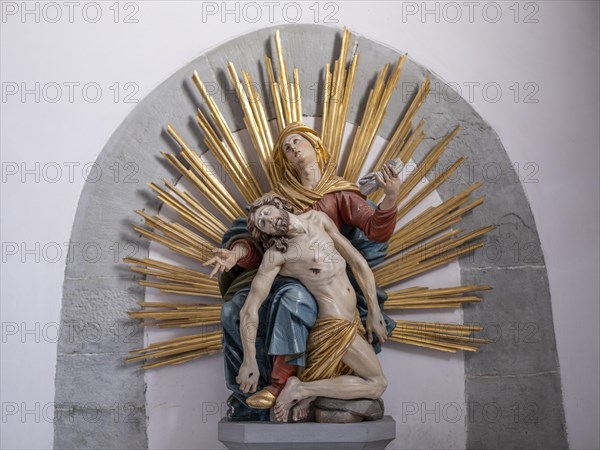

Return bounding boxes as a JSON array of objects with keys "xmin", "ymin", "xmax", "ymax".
[
  {"xmin": 124, "ymin": 27, "xmax": 494, "ymax": 423},
  {"xmin": 239, "ymin": 192, "xmax": 390, "ymax": 422}
]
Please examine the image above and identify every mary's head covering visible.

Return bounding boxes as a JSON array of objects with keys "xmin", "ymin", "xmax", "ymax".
[
  {"xmin": 270, "ymin": 122, "xmax": 360, "ymax": 212},
  {"xmin": 272, "ymin": 122, "xmax": 332, "ymax": 179}
]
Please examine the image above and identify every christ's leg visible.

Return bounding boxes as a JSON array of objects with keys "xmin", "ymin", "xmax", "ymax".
[{"xmin": 274, "ymin": 334, "xmax": 387, "ymax": 421}]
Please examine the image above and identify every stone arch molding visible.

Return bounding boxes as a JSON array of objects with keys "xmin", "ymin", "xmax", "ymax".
[{"xmin": 54, "ymin": 24, "xmax": 566, "ymax": 449}]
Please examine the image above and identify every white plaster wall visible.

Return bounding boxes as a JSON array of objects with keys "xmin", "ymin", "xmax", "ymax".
[{"xmin": 1, "ymin": 1, "xmax": 598, "ymax": 449}]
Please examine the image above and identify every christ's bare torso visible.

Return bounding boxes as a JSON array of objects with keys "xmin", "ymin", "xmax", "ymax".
[
  {"xmin": 276, "ymin": 211, "xmax": 357, "ymax": 322},
  {"xmin": 238, "ymin": 206, "xmax": 388, "ymax": 411}
]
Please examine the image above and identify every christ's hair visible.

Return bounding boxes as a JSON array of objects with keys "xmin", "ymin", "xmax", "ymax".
[{"xmin": 247, "ymin": 194, "xmax": 294, "ymax": 252}]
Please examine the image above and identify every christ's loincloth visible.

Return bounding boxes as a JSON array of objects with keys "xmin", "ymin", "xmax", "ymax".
[{"xmin": 298, "ymin": 312, "xmax": 367, "ymax": 382}]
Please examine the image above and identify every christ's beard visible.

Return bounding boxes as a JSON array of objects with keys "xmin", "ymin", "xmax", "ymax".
[{"xmin": 272, "ymin": 210, "xmax": 290, "ymax": 236}]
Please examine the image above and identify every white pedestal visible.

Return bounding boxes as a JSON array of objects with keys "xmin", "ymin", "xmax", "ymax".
[{"xmin": 218, "ymin": 416, "xmax": 396, "ymax": 449}]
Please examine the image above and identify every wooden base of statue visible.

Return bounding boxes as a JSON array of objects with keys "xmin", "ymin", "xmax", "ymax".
[{"xmin": 218, "ymin": 415, "xmax": 396, "ymax": 450}]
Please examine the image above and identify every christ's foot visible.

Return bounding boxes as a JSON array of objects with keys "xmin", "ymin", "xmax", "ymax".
[
  {"xmin": 274, "ymin": 376, "xmax": 302, "ymax": 422},
  {"xmin": 291, "ymin": 396, "xmax": 315, "ymax": 422}
]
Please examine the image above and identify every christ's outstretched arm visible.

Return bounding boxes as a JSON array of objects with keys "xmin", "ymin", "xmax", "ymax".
[{"xmin": 237, "ymin": 248, "xmax": 284, "ymax": 393}]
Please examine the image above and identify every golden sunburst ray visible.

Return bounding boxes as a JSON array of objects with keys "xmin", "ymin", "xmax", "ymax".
[
  {"xmin": 392, "ymin": 125, "xmax": 462, "ymax": 207},
  {"xmin": 374, "ymin": 226, "xmax": 494, "ymax": 286},
  {"xmin": 225, "ymin": 62, "xmax": 279, "ymax": 188},
  {"xmin": 126, "ymin": 331, "xmax": 223, "ymax": 369},
  {"xmin": 125, "ymin": 27, "xmax": 494, "ymax": 368},
  {"xmin": 395, "ymin": 156, "xmax": 466, "ymax": 220},
  {"xmin": 164, "ymin": 125, "xmax": 246, "ymax": 221},
  {"xmin": 321, "ymin": 27, "xmax": 359, "ymax": 163},
  {"xmin": 343, "ymin": 54, "xmax": 406, "ymax": 182},
  {"xmin": 273, "ymin": 29, "xmax": 301, "ymax": 126},
  {"xmin": 192, "ymin": 70, "xmax": 263, "ymax": 203},
  {"xmin": 129, "ymin": 302, "xmax": 222, "ymax": 328},
  {"xmin": 368, "ymin": 77, "xmax": 431, "ymax": 177},
  {"xmin": 125, "ymin": 257, "xmax": 221, "ymax": 297},
  {"xmin": 384, "ymin": 284, "xmax": 491, "ymax": 309},
  {"xmin": 388, "ymin": 182, "xmax": 485, "ymax": 255},
  {"xmin": 369, "ymin": 117, "xmax": 428, "ymax": 205},
  {"xmin": 389, "ymin": 319, "xmax": 492, "ymax": 353},
  {"xmin": 146, "ymin": 180, "xmax": 228, "ymax": 244},
  {"xmin": 133, "ymin": 212, "xmax": 213, "ymax": 263}
]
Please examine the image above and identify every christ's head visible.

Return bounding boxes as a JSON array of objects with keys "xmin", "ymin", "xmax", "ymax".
[{"xmin": 247, "ymin": 194, "xmax": 295, "ymax": 252}]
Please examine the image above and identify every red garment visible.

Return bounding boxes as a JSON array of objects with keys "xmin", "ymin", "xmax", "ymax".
[
  {"xmin": 264, "ymin": 355, "xmax": 297, "ymax": 396},
  {"xmin": 311, "ymin": 190, "xmax": 396, "ymax": 242},
  {"xmin": 228, "ymin": 239, "xmax": 262, "ymax": 269},
  {"xmin": 234, "ymin": 191, "xmax": 396, "ymax": 269}
]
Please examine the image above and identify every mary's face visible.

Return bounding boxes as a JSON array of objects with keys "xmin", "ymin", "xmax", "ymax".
[{"xmin": 282, "ymin": 133, "xmax": 317, "ymax": 168}]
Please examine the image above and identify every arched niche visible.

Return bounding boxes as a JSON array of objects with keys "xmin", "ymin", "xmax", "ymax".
[{"xmin": 54, "ymin": 24, "xmax": 566, "ymax": 449}]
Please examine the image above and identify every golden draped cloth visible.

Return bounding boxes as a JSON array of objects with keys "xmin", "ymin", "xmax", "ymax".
[
  {"xmin": 298, "ymin": 312, "xmax": 366, "ymax": 382},
  {"xmin": 271, "ymin": 122, "xmax": 361, "ymax": 212}
]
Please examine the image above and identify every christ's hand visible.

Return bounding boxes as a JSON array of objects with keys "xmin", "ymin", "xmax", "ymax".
[
  {"xmin": 366, "ymin": 310, "xmax": 388, "ymax": 344},
  {"xmin": 237, "ymin": 359, "xmax": 260, "ymax": 394}
]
